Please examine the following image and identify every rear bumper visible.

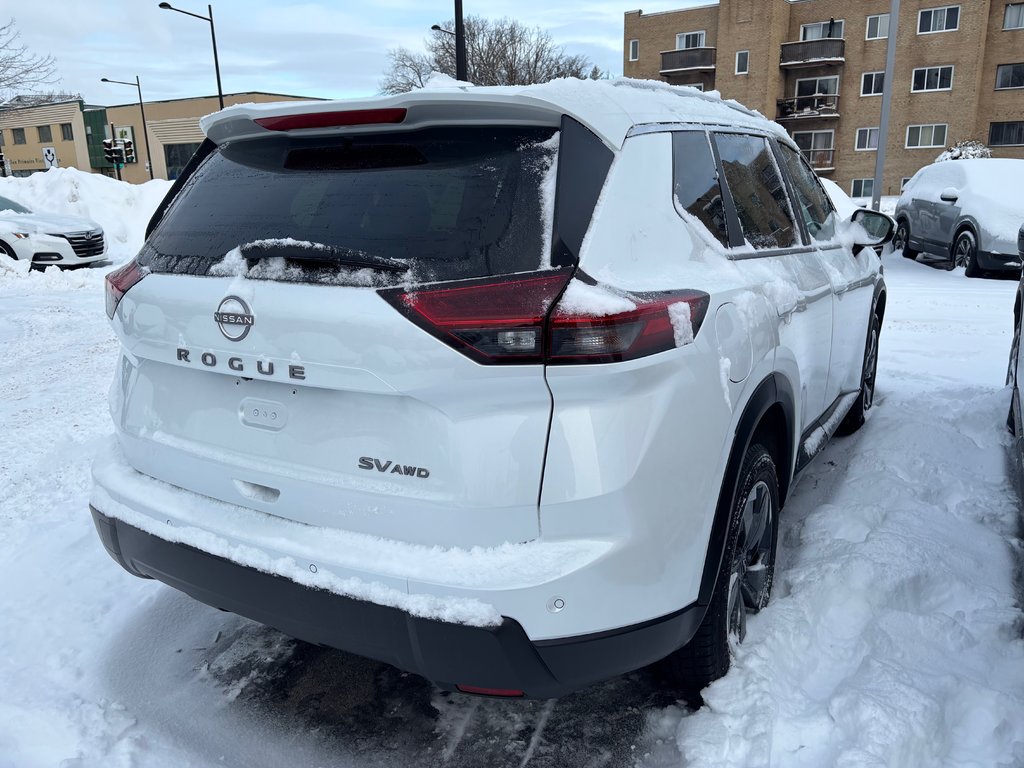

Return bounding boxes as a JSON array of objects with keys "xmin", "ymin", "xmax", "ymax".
[{"xmin": 90, "ymin": 505, "xmax": 703, "ymax": 698}]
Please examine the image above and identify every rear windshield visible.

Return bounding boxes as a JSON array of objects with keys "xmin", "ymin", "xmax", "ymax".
[{"xmin": 141, "ymin": 125, "xmax": 559, "ymax": 286}]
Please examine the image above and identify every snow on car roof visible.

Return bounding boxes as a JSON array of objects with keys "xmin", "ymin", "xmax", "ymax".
[{"xmin": 201, "ymin": 77, "xmax": 786, "ymax": 151}]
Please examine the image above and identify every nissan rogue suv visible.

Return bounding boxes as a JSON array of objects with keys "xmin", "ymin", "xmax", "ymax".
[{"xmin": 90, "ymin": 79, "xmax": 892, "ymax": 698}]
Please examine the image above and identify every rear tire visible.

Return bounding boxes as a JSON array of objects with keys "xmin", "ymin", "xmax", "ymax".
[
  {"xmin": 894, "ymin": 220, "xmax": 918, "ymax": 259},
  {"xmin": 666, "ymin": 443, "xmax": 779, "ymax": 690},
  {"xmin": 837, "ymin": 311, "xmax": 880, "ymax": 436}
]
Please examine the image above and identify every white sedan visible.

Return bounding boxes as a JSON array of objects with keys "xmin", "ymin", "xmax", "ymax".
[{"xmin": 0, "ymin": 194, "xmax": 106, "ymax": 267}]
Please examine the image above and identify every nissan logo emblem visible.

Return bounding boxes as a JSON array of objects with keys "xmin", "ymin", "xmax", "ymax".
[{"xmin": 214, "ymin": 295, "xmax": 254, "ymax": 341}]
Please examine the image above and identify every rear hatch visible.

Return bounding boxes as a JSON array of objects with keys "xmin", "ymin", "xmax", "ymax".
[{"xmin": 112, "ymin": 124, "xmax": 567, "ymax": 548}]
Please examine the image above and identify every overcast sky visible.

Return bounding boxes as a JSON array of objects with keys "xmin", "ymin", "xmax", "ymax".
[{"xmin": 13, "ymin": 0, "xmax": 710, "ymax": 105}]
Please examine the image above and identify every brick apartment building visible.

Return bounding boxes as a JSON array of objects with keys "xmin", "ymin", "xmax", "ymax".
[{"xmin": 624, "ymin": 0, "xmax": 1024, "ymax": 197}]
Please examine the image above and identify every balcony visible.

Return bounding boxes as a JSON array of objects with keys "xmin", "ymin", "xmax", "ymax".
[
  {"xmin": 800, "ymin": 148, "xmax": 835, "ymax": 173},
  {"xmin": 779, "ymin": 38, "xmax": 845, "ymax": 68},
  {"xmin": 776, "ymin": 95, "xmax": 840, "ymax": 121},
  {"xmin": 660, "ymin": 47, "xmax": 717, "ymax": 74}
]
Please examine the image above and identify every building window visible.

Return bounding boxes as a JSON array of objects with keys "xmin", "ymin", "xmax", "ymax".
[
  {"xmin": 792, "ymin": 130, "xmax": 835, "ymax": 168},
  {"xmin": 735, "ymin": 50, "xmax": 749, "ymax": 74},
  {"xmin": 682, "ymin": 83, "xmax": 704, "ymax": 91},
  {"xmin": 912, "ymin": 65, "xmax": 954, "ymax": 92},
  {"xmin": 990, "ymin": 121, "xmax": 1024, "ymax": 146},
  {"xmin": 60, "ymin": 123, "xmax": 74, "ymax": 141},
  {"xmin": 12, "ymin": 127, "xmax": 26, "ymax": 145},
  {"xmin": 796, "ymin": 75, "xmax": 839, "ymax": 100},
  {"xmin": 851, "ymin": 179, "xmax": 874, "ymax": 198},
  {"xmin": 856, "ymin": 127, "xmax": 880, "ymax": 150},
  {"xmin": 861, "ymin": 71, "xmax": 885, "ymax": 95},
  {"xmin": 0, "ymin": 130, "xmax": 4, "ymax": 146},
  {"xmin": 996, "ymin": 63, "xmax": 1024, "ymax": 89},
  {"xmin": 801, "ymin": 19, "xmax": 845, "ymax": 40},
  {"xmin": 866, "ymin": 13, "xmax": 890, "ymax": 39},
  {"xmin": 676, "ymin": 30, "xmax": 706, "ymax": 49},
  {"xmin": 628, "ymin": 39, "xmax": 639, "ymax": 61},
  {"xmin": 1005, "ymin": 3, "xmax": 1024, "ymax": 29},
  {"xmin": 906, "ymin": 123, "xmax": 948, "ymax": 148},
  {"xmin": 37, "ymin": 125, "xmax": 52, "ymax": 143},
  {"xmin": 918, "ymin": 6, "xmax": 959, "ymax": 34},
  {"xmin": 164, "ymin": 142, "xmax": 202, "ymax": 180}
]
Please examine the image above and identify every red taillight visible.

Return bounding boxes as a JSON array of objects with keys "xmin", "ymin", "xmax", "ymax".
[
  {"xmin": 455, "ymin": 685, "xmax": 525, "ymax": 697},
  {"xmin": 105, "ymin": 259, "xmax": 146, "ymax": 319},
  {"xmin": 254, "ymin": 108, "xmax": 407, "ymax": 132},
  {"xmin": 380, "ymin": 270, "xmax": 573, "ymax": 365},
  {"xmin": 379, "ymin": 272, "xmax": 709, "ymax": 365},
  {"xmin": 548, "ymin": 289, "xmax": 709, "ymax": 364}
]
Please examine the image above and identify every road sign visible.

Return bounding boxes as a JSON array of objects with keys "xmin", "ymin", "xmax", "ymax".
[{"xmin": 41, "ymin": 147, "xmax": 59, "ymax": 169}]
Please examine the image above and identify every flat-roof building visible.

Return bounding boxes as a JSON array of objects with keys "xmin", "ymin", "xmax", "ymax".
[{"xmin": 0, "ymin": 92, "xmax": 318, "ymax": 182}]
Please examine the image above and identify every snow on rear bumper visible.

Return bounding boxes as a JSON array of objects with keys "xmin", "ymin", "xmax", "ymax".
[
  {"xmin": 89, "ymin": 436, "xmax": 624, "ymax": 638},
  {"xmin": 89, "ymin": 436, "xmax": 706, "ymax": 696}
]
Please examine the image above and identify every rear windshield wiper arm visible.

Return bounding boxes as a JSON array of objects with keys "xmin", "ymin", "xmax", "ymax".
[{"xmin": 239, "ymin": 239, "xmax": 410, "ymax": 273}]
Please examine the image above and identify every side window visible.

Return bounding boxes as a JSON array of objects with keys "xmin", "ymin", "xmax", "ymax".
[
  {"xmin": 776, "ymin": 143, "xmax": 837, "ymax": 243},
  {"xmin": 671, "ymin": 131, "xmax": 729, "ymax": 247},
  {"xmin": 713, "ymin": 133, "xmax": 797, "ymax": 250}
]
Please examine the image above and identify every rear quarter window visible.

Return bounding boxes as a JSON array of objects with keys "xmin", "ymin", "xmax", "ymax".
[{"xmin": 713, "ymin": 133, "xmax": 798, "ymax": 250}]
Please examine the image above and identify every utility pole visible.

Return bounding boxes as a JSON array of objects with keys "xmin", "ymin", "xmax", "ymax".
[{"xmin": 871, "ymin": 0, "xmax": 900, "ymax": 211}]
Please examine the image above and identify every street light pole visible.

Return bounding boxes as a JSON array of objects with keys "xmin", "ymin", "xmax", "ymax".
[
  {"xmin": 871, "ymin": 0, "xmax": 900, "ymax": 211},
  {"xmin": 158, "ymin": 2, "xmax": 225, "ymax": 109},
  {"xmin": 101, "ymin": 76, "xmax": 155, "ymax": 180},
  {"xmin": 454, "ymin": 0, "xmax": 467, "ymax": 83}
]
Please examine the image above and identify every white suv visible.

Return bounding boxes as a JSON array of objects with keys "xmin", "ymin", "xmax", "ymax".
[{"xmin": 90, "ymin": 80, "xmax": 892, "ymax": 698}]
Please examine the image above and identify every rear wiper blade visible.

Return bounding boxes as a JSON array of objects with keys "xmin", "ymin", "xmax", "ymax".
[{"xmin": 239, "ymin": 239, "xmax": 410, "ymax": 273}]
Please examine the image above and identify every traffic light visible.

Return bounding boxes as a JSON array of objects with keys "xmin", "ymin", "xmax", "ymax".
[
  {"xmin": 123, "ymin": 139, "xmax": 136, "ymax": 163},
  {"xmin": 103, "ymin": 139, "xmax": 115, "ymax": 164},
  {"xmin": 112, "ymin": 146, "xmax": 126, "ymax": 165},
  {"xmin": 0, "ymin": 150, "xmax": 6, "ymax": 177}
]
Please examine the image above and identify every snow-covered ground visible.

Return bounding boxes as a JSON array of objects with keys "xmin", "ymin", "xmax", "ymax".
[{"xmin": 1, "ymin": 171, "xmax": 1022, "ymax": 767}]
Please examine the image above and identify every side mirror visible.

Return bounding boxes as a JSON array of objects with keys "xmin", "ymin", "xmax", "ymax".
[
  {"xmin": 939, "ymin": 187, "xmax": 960, "ymax": 203},
  {"xmin": 850, "ymin": 208, "xmax": 895, "ymax": 246}
]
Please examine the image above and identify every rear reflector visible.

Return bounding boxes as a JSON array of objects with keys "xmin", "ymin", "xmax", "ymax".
[
  {"xmin": 455, "ymin": 685, "xmax": 525, "ymax": 698},
  {"xmin": 105, "ymin": 258, "xmax": 147, "ymax": 319},
  {"xmin": 379, "ymin": 272, "xmax": 709, "ymax": 365},
  {"xmin": 254, "ymin": 108, "xmax": 407, "ymax": 132}
]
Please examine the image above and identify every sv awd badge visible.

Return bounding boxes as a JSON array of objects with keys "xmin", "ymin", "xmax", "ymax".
[{"xmin": 358, "ymin": 457, "xmax": 430, "ymax": 479}]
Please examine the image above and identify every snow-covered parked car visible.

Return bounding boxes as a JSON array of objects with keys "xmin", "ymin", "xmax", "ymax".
[
  {"xmin": 89, "ymin": 79, "xmax": 893, "ymax": 698},
  {"xmin": 893, "ymin": 159, "xmax": 1024, "ymax": 276},
  {"xmin": 0, "ymin": 194, "xmax": 106, "ymax": 267}
]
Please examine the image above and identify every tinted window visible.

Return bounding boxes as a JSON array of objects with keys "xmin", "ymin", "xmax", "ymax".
[
  {"xmin": 143, "ymin": 126, "xmax": 558, "ymax": 285},
  {"xmin": 714, "ymin": 133, "xmax": 797, "ymax": 250},
  {"xmin": 672, "ymin": 131, "xmax": 729, "ymax": 247},
  {"xmin": 776, "ymin": 143, "xmax": 837, "ymax": 243}
]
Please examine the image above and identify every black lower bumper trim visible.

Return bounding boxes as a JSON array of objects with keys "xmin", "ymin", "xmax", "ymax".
[{"xmin": 90, "ymin": 505, "xmax": 704, "ymax": 698}]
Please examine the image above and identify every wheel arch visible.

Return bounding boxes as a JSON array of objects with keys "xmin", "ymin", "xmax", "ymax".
[
  {"xmin": 950, "ymin": 218, "xmax": 980, "ymax": 258},
  {"xmin": 697, "ymin": 372, "xmax": 795, "ymax": 606}
]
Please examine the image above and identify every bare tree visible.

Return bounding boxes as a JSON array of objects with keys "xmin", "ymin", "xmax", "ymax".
[
  {"xmin": 0, "ymin": 19, "xmax": 58, "ymax": 99},
  {"xmin": 380, "ymin": 16, "xmax": 602, "ymax": 94}
]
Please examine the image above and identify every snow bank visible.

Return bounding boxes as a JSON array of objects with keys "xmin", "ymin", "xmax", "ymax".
[{"xmin": 0, "ymin": 167, "xmax": 171, "ymax": 265}]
